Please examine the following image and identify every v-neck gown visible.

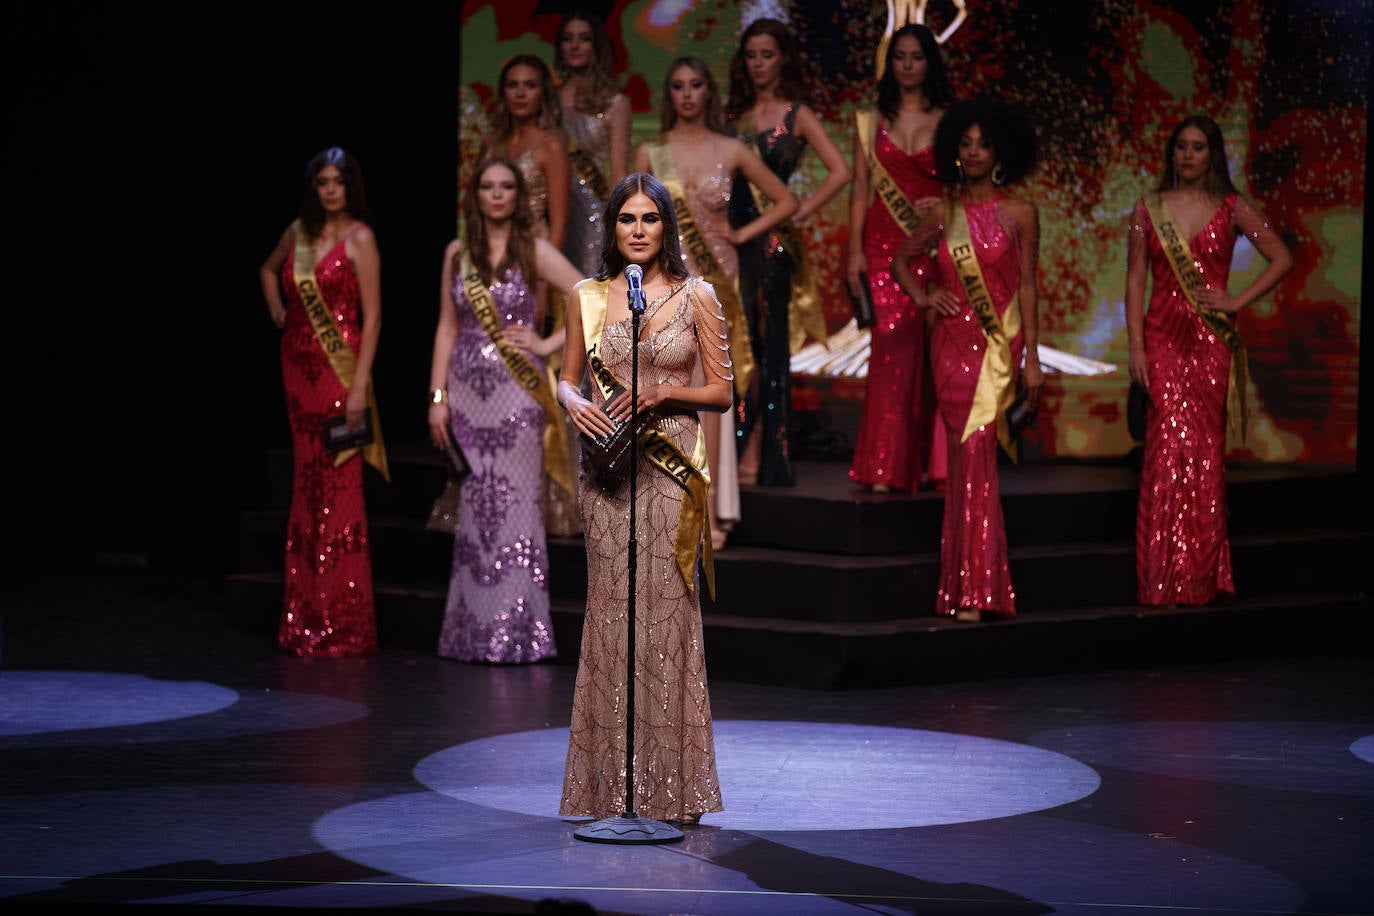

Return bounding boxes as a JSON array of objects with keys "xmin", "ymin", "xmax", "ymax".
[{"xmin": 278, "ymin": 232, "xmax": 378, "ymax": 657}]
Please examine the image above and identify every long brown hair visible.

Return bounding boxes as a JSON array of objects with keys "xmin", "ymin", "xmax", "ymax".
[
  {"xmin": 725, "ymin": 18, "xmax": 809, "ymax": 121},
  {"xmin": 458, "ymin": 157, "xmax": 536, "ymax": 288},
  {"xmin": 1156, "ymin": 115, "xmax": 1239, "ymax": 197},
  {"xmin": 555, "ymin": 9, "xmax": 620, "ymax": 116},
  {"xmin": 598, "ymin": 173, "xmax": 690, "ymax": 282},
  {"xmin": 489, "ymin": 54, "xmax": 561, "ymax": 149},
  {"xmin": 659, "ymin": 57, "xmax": 726, "ymax": 134}
]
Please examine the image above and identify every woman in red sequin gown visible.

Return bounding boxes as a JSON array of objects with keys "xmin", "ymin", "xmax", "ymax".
[
  {"xmin": 259, "ymin": 147, "xmax": 384, "ymax": 657},
  {"xmin": 847, "ymin": 23, "xmax": 953, "ymax": 494},
  {"xmin": 892, "ymin": 98, "xmax": 1043, "ymax": 622},
  {"xmin": 1126, "ymin": 116, "xmax": 1292, "ymax": 607}
]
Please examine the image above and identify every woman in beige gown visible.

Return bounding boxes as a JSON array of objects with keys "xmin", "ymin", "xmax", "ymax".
[
  {"xmin": 634, "ymin": 56, "xmax": 797, "ymax": 550},
  {"xmin": 556, "ymin": 173, "xmax": 732, "ymax": 824}
]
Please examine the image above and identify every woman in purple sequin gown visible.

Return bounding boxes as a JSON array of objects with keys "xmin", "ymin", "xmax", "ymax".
[
  {"xmin": 427, "ymin": 158, "xmax": 584, "ymax": 663},
  {"xmin": 847, "ymin": 23, "xmax": 953, "ymax": 494},
  {"xmin": 1126, "ymin": 116, "xmax": 1291, "ymax": 607},
  {"xmin": 258, "ymin": 147, "xmax": 386, "ymax": 658}
]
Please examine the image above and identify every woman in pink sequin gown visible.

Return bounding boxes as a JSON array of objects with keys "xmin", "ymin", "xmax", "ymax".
[
  {"xmin": 1126, "ymin": 116, "xmax": 1292, "ymax": 607},
  {"xmin": 258, "ymin": 147, "xmax": 385, "ymax": 656},
  {"xmin": 847, "ymin": 23, "xmax": 954, "ymax": 494},
  {"xmin": 634, "ymin": 57, "xmax": 797, "ymax": 550},
  {"xmin": 425, "ymin": 158, "xmax": 584, "ymax": 663},
  {"xmin": 892, "ymin": 98, "xmax": 1044, "ymax": 622},
  {"xmin": 555, "ymin": 173, "xmax": 733, "ymax": 824}
]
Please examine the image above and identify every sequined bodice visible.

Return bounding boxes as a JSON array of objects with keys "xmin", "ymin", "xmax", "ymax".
[
  {"xmin": 513, "ymin": 150, "xmax": 549, "ymax": 237},
  {"xmin": 934, "ymin": 196, "xmax": 1019, "ymax": 312},
  {"xmin": 1142, "ymin": 193, "xmax": 1238, "ymax": 305},
  {"xmin": 680, "ymin": 153, "xmax": 737, "ymax": 280},
  {"xmin": 753, "ymin": 104, "xmax": 807, "ymax": 182},
  {"xmin": 282, "ymin": 235, "xmax": 360, "ymax": 339},
  {"xmin": 563, "ymin": 95, "xmax": 625, "ymax": 172},
  {"xmin": 449, "ymin": 264, "xmax": 538, "ymax": 333}
]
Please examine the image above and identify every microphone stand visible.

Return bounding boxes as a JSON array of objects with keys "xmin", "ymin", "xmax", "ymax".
[{"xmin": 575, "ymin": 269, "xmax": 683, "ymax": 845}]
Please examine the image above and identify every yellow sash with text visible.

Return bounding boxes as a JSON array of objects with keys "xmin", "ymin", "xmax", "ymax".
[
  {"xmin": 579, "ymin": 279, "xmax": 715, "ymax": 598},
  {"xmin": 946, "ymin": 201, "xmax": 1022, "ymax": 460},
  {"xmin": 733, "ymin": 109, "xmax": 827, "ymax": 354},
  {"xmin": 293, "ymin": 231, "xmax": 390, "ymax": 481},
  {"xmin": 855, "ymin": 109, "xmax": 924, "ymax": 238},
  {"xmin": 646, "ymin": 139, "xmax": 754, "ymax": 399},
  {"xmin": 461, "ymin": 253, "xmax": 573, "ymax": 496},
  {"xmin": 1143, "ymin": 193, "xmax": 1249, "ymax": 445}
]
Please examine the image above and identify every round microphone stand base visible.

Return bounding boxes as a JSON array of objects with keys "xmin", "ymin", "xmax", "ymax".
[{"xmin": 573, "ymin": 813, "xmax": 684, "ymax": 845}]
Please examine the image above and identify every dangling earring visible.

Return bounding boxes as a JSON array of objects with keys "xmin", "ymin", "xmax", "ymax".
[
  {"xmin": 956, "ymin": 158, "xmax": 965, "ymax": 183},
  {"xmin": 991, "ymin": 162, "xmax": 1006, "ymax": 186}
]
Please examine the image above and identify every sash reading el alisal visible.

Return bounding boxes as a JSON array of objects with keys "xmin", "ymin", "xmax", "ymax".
[
  {"xmin": 460, "ymin": 252, "xmax": 573, "ymax": 497},
  {"xmin": 946, "ymin": 201, "xmax": 1022, "ymax": 461},
  {"xmin": 1143, "ymin": 193, "xmax": 1249, "ymax": 445},
  {"xmin": 855, "ymin": 109, "xmax": 924, "ymax": 239},
  {"xmin": 579, "ymin": 279, "xmax": 716, "ymax": 598},
  {"xmin": 293, "ymin": 231, "xmax": 390, "ymax": 481},
  {"xmin": 646, "ymin": 139, "xmax": 754, "ymax": 399},
  {"xmin": 732, "ymin": 109, "xmax": 827, "ymax": 355}
]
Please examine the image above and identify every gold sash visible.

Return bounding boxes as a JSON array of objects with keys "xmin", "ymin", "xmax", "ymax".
[
  {"xmin": 646, "ymin": 139, "xmax": 754, "ymax": 399},
  {"xmin": 946, "ymin": 201, "xmax": 1022, "ymax": 460},
  {"xmin": 567, "ymin": 140, "xmax": 609, "ymax": 203},
  {"xmin": 580, "ymin": 279, "xmax": 715, "ymax": 597},
  {"xmin": 855, "ymin": 109, "xmax": 923, "ymax": 238},
  {"xmin": 460, "ymin": 253, "xmax": 573, "ymax": 496},
  {"xmin": 292, "ymin": 231, "xmax": 390, "ymax": 481},
  {"xmin": 1143, "ymin": 193, "xmax": 1249, "ymax": 444},
  {"xmin": 733, "ymin": 109, "xmax": 827, "ymax": 354}
]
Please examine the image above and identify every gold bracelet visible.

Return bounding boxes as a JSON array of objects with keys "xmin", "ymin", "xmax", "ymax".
[{"xmin": 430, "ymin": 388, "xmax": 448, "ymax": 406}]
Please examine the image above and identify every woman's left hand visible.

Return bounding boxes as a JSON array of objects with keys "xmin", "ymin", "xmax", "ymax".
[
  {"xmin": 1195, "ymin": 287, "xmax": 1239, "ymax": 314},
  {"xmin": 605, "ymin": 384, "xmax": 669, "ymax": 422},
  {"xmin": 1021, "ymin": 351, "xmax": 1045, "ymax": 407},
  {"xmin": 344, "ymin": 388, "xmax": 368, "ymax": 432}
]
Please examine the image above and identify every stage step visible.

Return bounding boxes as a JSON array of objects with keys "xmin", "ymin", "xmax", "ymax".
[{"xmin": 233, "ymin": 448, "xmax": 1370, "ymax": 687}]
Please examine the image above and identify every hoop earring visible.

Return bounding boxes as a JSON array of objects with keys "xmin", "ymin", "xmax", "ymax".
[{"xmin": 991, "ymin": 163, "xmax": 1006, "ymax": 186}]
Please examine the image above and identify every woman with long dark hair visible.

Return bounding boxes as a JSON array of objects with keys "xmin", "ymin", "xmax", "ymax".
[
  {"xmin": 556, "ymin": 173, "xmax": 731, "ymax": 824},
  {"xmin": 258, "ymin": 146, "xmax": 387, "ymax": 656},
  {"xmin": 847, "ymin": 23, "xmax": 954, "ymax": 494},
  {"xmin": 891, "ymin": 96, "xmax": 1043, "ymax": 622},
  {"xmin": 725, "ymin": 16, "xmax": 852, "ymax": 487},
  {"xmin": 1126, "ymin": 115, "xmax": 1291, "ymax": 606}
]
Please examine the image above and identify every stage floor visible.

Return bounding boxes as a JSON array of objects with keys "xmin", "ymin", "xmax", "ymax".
[{"xmin": 1, "ymin": 564, "xmax": 1371, "ymax": 915}]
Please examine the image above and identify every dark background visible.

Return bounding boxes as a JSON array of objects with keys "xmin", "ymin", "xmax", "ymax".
[{"xmin": 9, "ymin": 3, "xmax": 1372, "ymax": 578}]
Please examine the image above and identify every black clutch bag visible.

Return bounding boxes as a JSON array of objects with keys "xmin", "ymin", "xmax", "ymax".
[
  {"xmin": 1005, "ymin": 386, "xmax": 1037, "ymax": 440},
  {"xmin": 442, "ymin": 439, "xmax": 471, "ymax": 480},
  {"xmin": 1127, "ymin": 381, "xmax": 1150, "ymax": 442},
  {"xmin": 848, "ymin": 271, "xmax": 876, "ymax": 329},
  {"xmin": 321, "ymin": 409, "xmax": 374, "ymax": 454},
  {"xmin": 579, "ymin": 386, "xmax": 652, "ymax": 493}
]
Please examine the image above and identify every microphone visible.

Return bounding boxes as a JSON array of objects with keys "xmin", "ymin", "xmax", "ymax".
[{"xmin": 626, "ymin": 263, "xmax": 646, "ymax": 313}]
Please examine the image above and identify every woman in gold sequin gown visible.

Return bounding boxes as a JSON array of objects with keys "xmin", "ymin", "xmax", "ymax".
[
  {"xmin": 556, "ymin": 173, "xmax": 732, "ymax": 823},
  {"xmin": 634, "ymin": 57, "xmax": 797, "ymax": 550},
  {"xmin": 257, "ymin": 147, "xmax": 385, "ymax": 657},
  {"xmin": 1126, "ymin": 116, "xmax": 1291, "ymax": 607},
  {"xmin": 479, "ymin": 53, "xmax": 583, "ymax": 538}
]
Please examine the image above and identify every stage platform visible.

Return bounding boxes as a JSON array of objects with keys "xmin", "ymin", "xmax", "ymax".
[{"xmin": 229, "ymin": 445, "xmax": 1370, "ymax": 689}]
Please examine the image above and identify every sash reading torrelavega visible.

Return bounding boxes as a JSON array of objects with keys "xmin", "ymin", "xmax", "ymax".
[
  {"xmin": 579, "ymin": 279, "xmax": 716, "ymax": 598},
  {"xmin": 855, "ymin": 109, "xmax": 924, "ymax": 239},
  {"xmin": 293, "ymin": 230, "xmax": 390, "ymax": 481},
  {"xmin": 732, "ymin": 109, "xmax": 827, "ymax": 355},
  {"xmin": 1143, "ymin": 193, "xmax": 1249, "ymax": 445},
  {"xmin": 646, "ymin": 139, "xmax": 754, "ymax": 399},
  {"xmin": 946, "ymin": 200, "xmax": 1022, "ymax": 461},
  {"xmin": 460, "ymin": 252, "xmax": 574, "ymax": 497}
]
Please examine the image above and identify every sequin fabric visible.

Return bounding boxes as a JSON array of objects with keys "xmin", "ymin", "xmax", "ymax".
[
  {"xmin": 438, "ymin": 266, "xmax": 557, "ymax": 663},
  {"xmin": 1131, "ymin": 192, "xmax": 1263, "ymax": 606},
  {"xmin": 278, "ymin": 231, "xmax": 378, "ymax": 656},
  {"xmin": 560, "ymin": 279, "xmax": 727, "ymax": 822},
  {"xmin": 512, "ymin": 149, "xmax": 550, "ymax": 239},
  {"xmin": 673, "ymin": 144, "xmax": 741, "ymax": 529},
  {"xmin": 734, "ymin": 104, "xmax": 806, "ymax": 486},
  {"xmin": 561, "ymin": 95, "xmax": 629, "ymax": 276},
  {"xmin": 849, "ymin": 130, "xmax": 943, "ymax": 492},
  {"xmin": 928, "ymin": 196, "xmax": 1022, "ymax": 617}
]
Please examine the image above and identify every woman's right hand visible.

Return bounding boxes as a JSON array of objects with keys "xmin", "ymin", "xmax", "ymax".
[
  {"xmin": 564, "ymin": 392, "xmax": 616, "ymax": 440},
  {"xmin": 1128, "ymin": 343, "xmax": 1150, "ymax": 393},
  {"xmin": 428, "ymin": 403, "xmax": 451, "ymax": 450},
  {"xmin": 924, "ymin": 286, "xmax": 962, "ymax": 317}
]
